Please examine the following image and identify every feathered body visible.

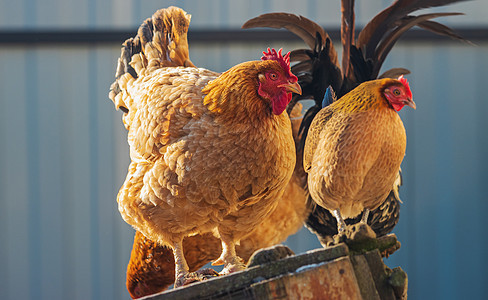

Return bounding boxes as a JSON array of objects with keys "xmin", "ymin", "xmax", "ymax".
[
  {"xmin": 117, "ymin": 62, "xmax": 296, "ymax": 246},
  {"xmin": 304, "ymin": 79, "xmax": 410, "ymax": 219},
  {"xmin": 125, "ymin": 103, "xmax": 309, "ymax": 298},
  {"xmin": 111, "ymin": 7, "xmax": 299, "ymax": 287}
]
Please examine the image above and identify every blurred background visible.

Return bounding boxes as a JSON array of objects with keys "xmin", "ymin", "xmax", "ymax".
[{"xmin": 0, "ymin": 0, "xmax": 486, "ymax": 299}]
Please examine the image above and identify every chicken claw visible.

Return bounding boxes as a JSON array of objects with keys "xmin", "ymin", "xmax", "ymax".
[
  {"xmin": 212, "ymin": 240, "xmax": 246, "ymax": 275},
  {"xmin": 174, "ymin": 268, "xmax": 220, "ymax": 287},
  {"xmin": 219, "ymin": 260, "xmax": 246, "ymax": 275}
]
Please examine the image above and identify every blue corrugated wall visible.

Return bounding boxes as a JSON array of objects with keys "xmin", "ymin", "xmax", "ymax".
[{"xmin": 0, "ymin": 1, "xmax": 487, "ymax": 299}]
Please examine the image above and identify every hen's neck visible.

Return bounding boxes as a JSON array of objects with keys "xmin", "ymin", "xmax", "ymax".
[
  {"xmin": 202, "ymin": 63, "xmax": 273, "ymax": 124},
  {"xmin": 333, "ymin": 83, "xmax": 392, "ymax": 113}
]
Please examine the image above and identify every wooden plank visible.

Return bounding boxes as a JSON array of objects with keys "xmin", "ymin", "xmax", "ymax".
[
  {"xmin": 145, "ymin": 234, "xmax": 403, "ymax": 300},
  {"xmin": 148, "ymin": 244, "xmax": 349, "ymax": 300},
  {"xmin": 363, "ymin": 250, "xmax": 396, "ymax": 300},
  {"xmin": 389, "ymin": 267, "xmax": 408, "ymax": 300},
  {"xmin": 252, "ymin": 256, "xmax": 362, "ymax": 300},
  {"xmin": 350, "ymin": 255, "xmax": 381, "ymax": 300}
]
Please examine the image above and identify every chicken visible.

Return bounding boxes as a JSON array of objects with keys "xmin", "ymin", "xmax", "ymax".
[
  {"xmin": 109, "ymin": 6, "xmax": 301, "ymax": 288},
  {"xmin": 125, "ymin": 104, "xmax": 309, "ymax": 298},
  {"xmin": 243, "ymin": 0, "xmax": 468, "ymax": 243},
  {"xmin": 303, "ymin": 77, "xmax": 415, "ymax": 233},
  {"xmin": 306, "ymin": 85, "xmax": 402, "ymax": 245}
]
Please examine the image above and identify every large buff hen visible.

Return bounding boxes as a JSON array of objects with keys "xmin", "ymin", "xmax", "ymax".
[
  {"xmin": 125, "ymin": 104, "xmax": 309, "ymax": 298},
  {"xmin": 109, "ymin": 6, "xmax": 301, "ymax": 287}
]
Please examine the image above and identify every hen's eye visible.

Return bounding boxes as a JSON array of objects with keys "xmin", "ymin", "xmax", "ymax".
[
  {"xmin": 393, "ymin": 89, "xmax": 401, "ymax": 96},
  {"xmin": 269, "ymin": 72, "xmax": 278, "ymax": 80}
]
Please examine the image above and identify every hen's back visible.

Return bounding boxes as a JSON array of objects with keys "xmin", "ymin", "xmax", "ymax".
[{"xmin": 109, "ymin": 6, "xmax": 195, "ymax": 112}]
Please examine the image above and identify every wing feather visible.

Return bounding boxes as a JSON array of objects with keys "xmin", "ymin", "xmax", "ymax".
[{"xmin": 303, "ymin": 107, "xmax": 334, "ymax": 173}]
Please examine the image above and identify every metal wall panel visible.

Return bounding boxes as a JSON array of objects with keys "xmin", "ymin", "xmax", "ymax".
[
  {"xmin": 0, "ymin": 1, "xmax": 487, "ymax": 300},
  {"xmin": 0, "ymin": 47, "xmax": 31, "ymax": 300},
  {"xmin": 1, "ymin": 0, "xmax": 485, "ymax": 29},
  {"xmin": 382, "ymin": 42, "xmax": 488, "ymax": 299},
  {"xmin": 0, "ymin": 44, "xmax": 134, "ymax": 300}
]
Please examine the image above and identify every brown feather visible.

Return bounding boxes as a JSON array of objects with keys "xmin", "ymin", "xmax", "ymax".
[
  {"xmin": 242, "ymin": 12, "xmax": 327, "ymax": 50},
  {"xmin": 374, "ymin": 12, "xmax": 464, "ymax": 76},
  {"xmin": 417, "ymin": 18, "xmax": 473, "ymax": 44},
  {"xmin": 378, "ymin": 68, "xmax": 411, "ymax": 79},
  {"xmin": 341, "ymin": 0, "xmax": 355, "ymax": 79},
  {"xmin": 357, "ymin": 0, "xmax": 469, "ymax": 58},
  {"xmin": 290, "ymin": 60, "xmax": 314, "ymax": 75},
  {"xmin": 290, "ymin": 49, "xmax": 314, "ymax": 62},
  {"xmin": 303, "ymin": 108, "xmax": 334, "ymax": 173}
]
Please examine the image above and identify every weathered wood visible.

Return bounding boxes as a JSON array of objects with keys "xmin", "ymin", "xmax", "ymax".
[
  {"xmin": 147, "ymin": 244, "xmax": 349, "ymax": 300},
  {"xmin": 389, "ymin": 267, "xmax": 408, "ymax": 300},
  {"xmin": 350, "ymin": 254, "xmax": 381, "ymax": 300},
  {"xmin": 144, "ymin": 233, "xmax": 406, "ymax": 300},
  {"xmin": 252, "ymin": 257, "xmax": 363, "ymax": 300},
  {"xmin": 363, "ymin": 250, "xmax": 396, "ymax": 300},
  {"xmin": 247, "ymin": 244, "xmax": 295, "ymax": 268},
  {"xmin": 331, "ymin": 224, "xmax": 399, "ymax": 256}
]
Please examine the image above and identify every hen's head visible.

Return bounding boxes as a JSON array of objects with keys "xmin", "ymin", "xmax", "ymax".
[
  {"xmin": 383, "ymin": 75, "xmax": 415, "ymax": 111},
  {"xmin": 257, "ymin": 48, "xmax": 302, "ymax": 115}
]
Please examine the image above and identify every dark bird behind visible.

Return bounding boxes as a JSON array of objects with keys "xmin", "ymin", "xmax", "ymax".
[{"xmin": 243, "ymin": 0, "xmax": 469, "ymax": 244}]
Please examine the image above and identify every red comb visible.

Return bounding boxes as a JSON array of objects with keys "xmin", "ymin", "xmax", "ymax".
[
  {"xmin": 398, "ymin": 75, "xmax": 412, "ymax": 99},
  {"xmin": 261, "ymin": 48, "xmax": 294, "ymax": 79}
]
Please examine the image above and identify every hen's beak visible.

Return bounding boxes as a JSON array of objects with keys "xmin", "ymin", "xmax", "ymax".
[
  {"xmin": 280, "ymin": 82, "xmax": 302, "ymax": 95},
  {"xmin": 404, "ymin": 98, "xmax": 416, "ymax": 110}
]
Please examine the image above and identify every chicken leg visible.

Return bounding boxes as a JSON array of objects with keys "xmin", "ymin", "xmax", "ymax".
[
  {"xmin": 173, "ymin": 240, "xmax": 219, "ymax": 287},
  {"xmin": 173, "ymin": 240, "xmax": 190, "ymax": 287},
  {"xmin": 332, "ymin": 209, "xmax": 347, "ymax": 234},
  {"xmin": 360, "ymin": 208, "xmax": 370, "ymax": 224},
  {"xmin": 212, "ymin": 239, "xmax": 246, "ymax": 275}
]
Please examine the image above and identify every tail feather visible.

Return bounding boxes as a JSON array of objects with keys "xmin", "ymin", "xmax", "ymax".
[
  {"xmin": 341, "ymin": 0, "xmax": 355, "ymax": 79},
  {"xmin": 109, "ymin": 6, "xmax": 194, "ymax": 111},
  {"xmin": 372, "ymin": 12, "xmax": 465, "ymax": 77},
  {"xmin": 357, "ymin": 0, "xmax": 468, "ymax": 58},
  {"xmin": 242, "ymin": 12, "xmax": 329, "ymax": 51}
]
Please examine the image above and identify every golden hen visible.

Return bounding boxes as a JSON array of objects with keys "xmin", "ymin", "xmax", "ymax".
[
  {"xmin": 243, "ymin": 0, "xmax": 468, "ymax": 244},
  {"xmin": 125, "ymin": 104, "xmax": 309, "ymax": 298},
  {"xmin": 303, "ymin": 77, "xmax": 415, "ymax": 234},
  {"xmin": 109, "ymin": 6, "xmax": 301, "ymax": 288}
]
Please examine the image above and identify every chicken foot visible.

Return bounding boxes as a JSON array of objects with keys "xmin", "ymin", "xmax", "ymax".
[
  {"xmin": 173, "ymin": 240, "xmax": 219, "ymax": 287},
  {"xmin": 212, "ymin": 239, "xmax": 246, "ymax": 275}
]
